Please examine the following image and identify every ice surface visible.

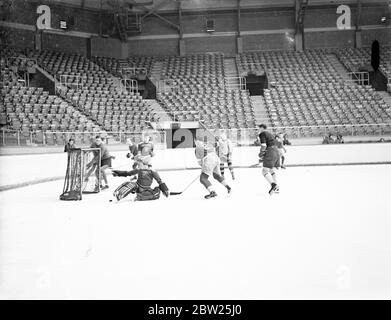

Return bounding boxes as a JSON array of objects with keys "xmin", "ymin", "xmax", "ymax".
[{"xmin": 0, "ymin": 165, "xmax": 390, "ymax": 299}]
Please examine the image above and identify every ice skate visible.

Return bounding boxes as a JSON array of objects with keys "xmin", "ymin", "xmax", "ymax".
[
  {"xmin": 268, "ymin": 183, "xmax": 278, "ymax": 195},
  {"xmin": 205, "ymin": 191, "xmax": 217, "ymax": 199}
]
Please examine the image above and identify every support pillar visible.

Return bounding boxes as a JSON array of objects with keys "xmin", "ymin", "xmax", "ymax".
[
  {"xmin": 355, "ymin": 30, "xmax": 362, "ymax": 48},
  {"xmin": 34, "ymin": 30, "xmax": 42, "ymax": 51},
  {"xmin": 355, "ymin": 0, "xmax": 362, "ymax": 48},
  {"xmin": 179, "ymin": 39, "xmax": 186, "ymax": 56},
  {"xmin": 120, "ymin": 42, "xmax": 128, "ymax": 59},
  {"xmin": 236, "ymin": 37, "xmax": 243, "ymax": 54},
  {"xmin": 295, "ymin": 33, "xmax": 304, "ymax": 51}
]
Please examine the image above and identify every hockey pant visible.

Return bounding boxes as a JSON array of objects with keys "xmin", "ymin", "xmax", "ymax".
[{"xmin": 136, "ymin": 186, "xmax": 161, "ymax": 201}]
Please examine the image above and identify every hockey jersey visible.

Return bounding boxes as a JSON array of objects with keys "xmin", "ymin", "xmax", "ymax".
[
  {"xmin": 138, "ymin": 142, "xmax": 154, "ymax": 157},
  {"xmin": 90, "ymin": 142, "xmax": 111, "ymax": 160},
  {"xmin": 217, "ymin": 139, "xmax": 233, "ymax": 156}
]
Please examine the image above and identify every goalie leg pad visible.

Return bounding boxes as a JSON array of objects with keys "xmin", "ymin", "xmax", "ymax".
[{"xmin": 113, "ymin": 181, "xmax": 137, "ymax": 201}]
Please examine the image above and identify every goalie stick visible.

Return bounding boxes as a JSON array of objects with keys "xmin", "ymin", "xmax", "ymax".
[{"xmin": 170, "ymin": 175, "xmax": 199, "ymax": 196}]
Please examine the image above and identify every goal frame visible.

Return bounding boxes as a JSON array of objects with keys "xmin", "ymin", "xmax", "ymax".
[{"xmin": 60, "ymin": 148, "xmax": 101, "ymax": 201}]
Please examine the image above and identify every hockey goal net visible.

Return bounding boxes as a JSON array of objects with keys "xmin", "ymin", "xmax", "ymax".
[{"xmin": 60, "ymin": 148, "xmax": 101, "ymax": 201}]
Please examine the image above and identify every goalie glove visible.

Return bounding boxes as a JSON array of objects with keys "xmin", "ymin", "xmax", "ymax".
[{"xmin": 159, "ymin": 182, "xmax": 169, "ymax": 198}]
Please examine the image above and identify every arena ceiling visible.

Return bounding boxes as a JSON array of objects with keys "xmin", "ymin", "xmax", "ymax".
[{"xmin": 30, "ymin": 0, "xmax": 391, "ymax": 12}]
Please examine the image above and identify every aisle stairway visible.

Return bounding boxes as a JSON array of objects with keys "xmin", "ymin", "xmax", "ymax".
[
  {"xmin": 224, "ymin": 57, "xmax": 241, "ymax": 90},
  {"xmin": 250, "ymin": 96, "xmax": 272, "ymax": 127},
  {"xmin": 326, "ymin": 53, "xmax": 352, "ymax": 83},
  {"xmin": 145, "ymin": 99, "xmax": 172, "ymax": 123}
]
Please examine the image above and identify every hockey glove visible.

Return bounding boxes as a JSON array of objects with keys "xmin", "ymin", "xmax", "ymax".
[{"xmin": 159, "ymin": 182, "xmax": 169, "ymax": 197}]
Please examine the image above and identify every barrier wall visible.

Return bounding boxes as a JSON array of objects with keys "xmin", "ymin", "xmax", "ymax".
[{"xmin": 1, "ymin": 143, "xmax": 390, "ymax": 189}]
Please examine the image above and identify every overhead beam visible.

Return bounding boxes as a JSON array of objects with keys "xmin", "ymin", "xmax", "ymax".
[
  {"xmin": 151, "ymin": 11, "xmax": 180, "ymax": 30},
  {"xmin": 128, "ymin": 0, "xmax": 180, "ymax": 31},
  {"xmin": 141, "ymin": 0, "xmax": 173, "ymax": 19}
]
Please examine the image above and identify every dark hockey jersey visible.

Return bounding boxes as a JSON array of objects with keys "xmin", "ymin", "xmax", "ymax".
[
  {"xmin": 259, "ymin": 131, "xmax": 276, "ymax": 148},
  {"xmin": 90, "ymin": 142, "xmax": 111, "ymax": 160}
]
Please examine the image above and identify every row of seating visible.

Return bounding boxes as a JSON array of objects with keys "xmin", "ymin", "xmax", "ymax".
[
  {"xmin": 2, "ymin": 82, "xmax": 100, "ymax": 132},
  {"xmin": 334, "ymin": 46, "xmax": 391, "ymax": 78},
  {"xmin": 238, "ymin": 49, "xmax": 391, "ymax": 135},
  {"xmin": 27, "ymin": 49, "xmax": 153, "ymax": 132},
  {"xmin": 92, "ymin": 56, "xmax": 154, "ymax": 78}
]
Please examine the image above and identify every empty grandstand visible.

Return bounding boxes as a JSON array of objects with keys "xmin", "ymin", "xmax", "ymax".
[{"xmin": 1, "ymin": 0, "xmax": 390, "ymax": 147}]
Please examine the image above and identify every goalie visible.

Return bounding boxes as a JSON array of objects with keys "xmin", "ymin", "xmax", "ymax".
[{"xmin": 111, "ymin": 163, "xmax": 169, "ymax": 202}]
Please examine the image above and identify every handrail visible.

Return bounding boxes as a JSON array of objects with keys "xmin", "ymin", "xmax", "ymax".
[{"xmin": 346, "ymin": 71, "xmax": 370, "ymax": 86}]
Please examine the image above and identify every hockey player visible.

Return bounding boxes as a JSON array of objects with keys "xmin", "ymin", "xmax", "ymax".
[
  {"xmin": 89, "ymin": 136, "xmax": 114, "ymax": 190},
  {"xmin": 126, "ymin": 138, "xmax": 139, "ymax": 169},
  {"xmin": 112, "ymin": 163, "xmax": 169, "ymax": 201},
  {"xmin": 275, "ymin": 133, "xmax": 287, "ymax": 169},
  {"xmin": 135, "ymin": 135, "xmax": 155, "ymax": 168},
  {"xmin": 216, "ymin": 133, "xmax": 235, "ymax": 180},
  {"xmin": 195, "ymin": 136, "xmax": 231, "ymax": 199},
  {"xmin": 64, "ymin": 138, "xmax": 76, "ymax": 153},
  {"xmin": 258, "ymin": 124, "xmax": 280, "ymax": 195}
]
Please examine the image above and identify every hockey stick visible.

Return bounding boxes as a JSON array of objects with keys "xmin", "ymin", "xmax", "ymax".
[
  {"xmin": 250, "ymin": 162, "xmax": 262, "ymax": 168},
  {"xmin": 170, "ymin": 175, "xmax": 199, "ymax": 196}
]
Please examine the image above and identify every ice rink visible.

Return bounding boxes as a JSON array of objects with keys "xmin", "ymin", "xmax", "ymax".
[{"xmin": 0, "ymin": 144, "xmax": 391, "ymax": 299}]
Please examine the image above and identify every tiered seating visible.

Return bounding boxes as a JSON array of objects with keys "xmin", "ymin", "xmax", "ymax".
[
  {"xmin": 238, "ymin": 49, "xmax": 391, "ymax": 136},
  {"xmin": 159, "ymin": 86, "xmax": 255, "ymax": 127},
  {"xmin": 335, "ymin": 46, "xmax": 391, "ymax": 94},
  {"xmin": 157, "ymin": 53, "xmax": 256, "ymax": 128},
  {"xmin": 335, "ymin": 46, "xmax": 391, "ymax": 78},
  {"xmin": 238, "ymin": 50, "xmax": 344, "ymax": 84},
  {"xmin": 28, "ymin": 49, "xmax": 152, "ymax": 132},
  {"xmin": 1, "ymin": 68, "xmax": 100, "ymax": 145},
  {"xmin": 93, "ymin": 56, "xmax": 154, "ymax": 78},
  {"xmin": 265, "ymin": 83, "xmax": 391, "ymax": 136},
  {"xmin": 60, "ymin": 87, "xmax": 151, "ymax": 132}
]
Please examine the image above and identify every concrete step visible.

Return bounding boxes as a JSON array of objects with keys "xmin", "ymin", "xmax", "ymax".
[
  {"xmin": 326, "ymin": 53, "xmax": 352, "ymax": 82},
  {"xmin": 145, "ymin": 99, "xmax": 172, "ymax": 122},
  {"xmin": 223, "ymin": 57, "xmax": 239, "ymax": 77},
  {"xmin": 150, "ymin": 61, "xmax": 164, "ymax": 80},
  {"xmin": 250, "ymin": 96, "xmax": 272, "ymax": 126}
]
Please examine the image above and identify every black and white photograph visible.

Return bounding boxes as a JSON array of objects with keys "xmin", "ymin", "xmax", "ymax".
[{"xmin": 0, "ymin": 0, "xmax": 390, "ymax": 303}]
